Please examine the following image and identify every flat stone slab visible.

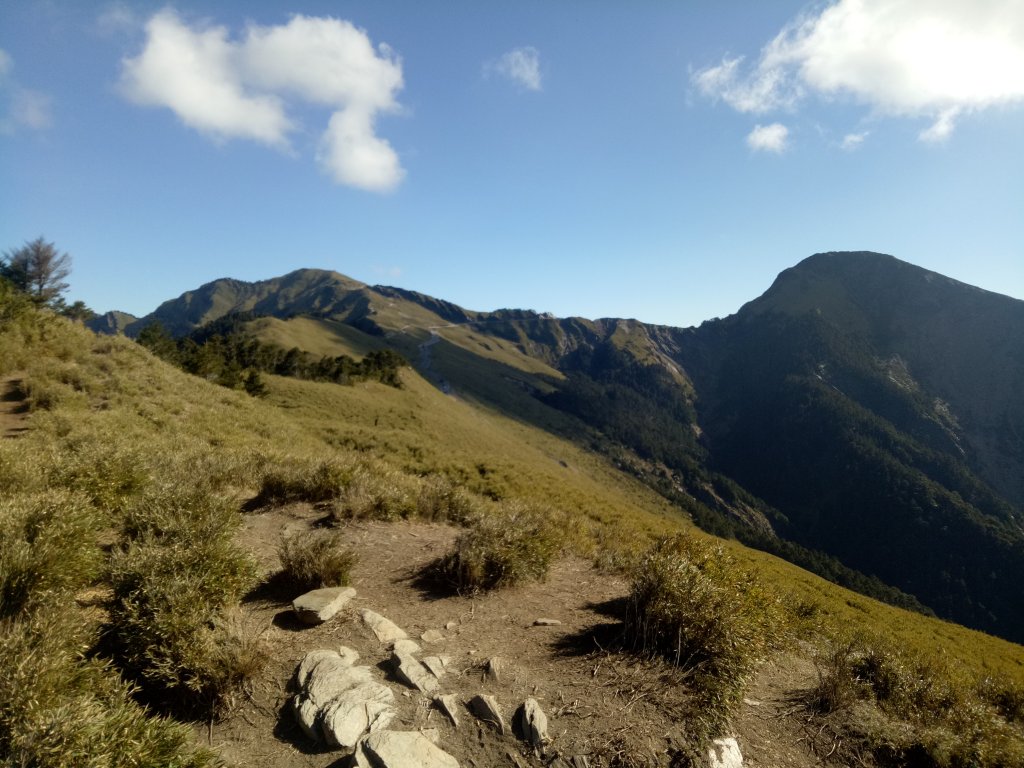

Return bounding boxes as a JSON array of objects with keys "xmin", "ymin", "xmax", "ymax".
[
  {"xmin": 421, "ymin": 629, "xmax": 445, "ymax": 643},
  {"xmin": 361, "ymin": 609, "xmax": 408, "ymax": 643},
  {"xmin": 422, "ymin": 655, "xmax": 447, "ymax": 680},
  {"xmin": 293, "ymin": 586, "xmax": 356, "ymax": 624},
  {"xmin": 533, "ymin": 618, "xmax": 562, "ymax": 626},
  {"xmin": 355, "ymin": 730, "xmax": 460, "ymax": 768}
]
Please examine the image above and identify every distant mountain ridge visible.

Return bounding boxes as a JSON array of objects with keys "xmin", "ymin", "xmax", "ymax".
[{"xmin": 91, "ymin": 252, "xmax": 1024, "ymax": 641}]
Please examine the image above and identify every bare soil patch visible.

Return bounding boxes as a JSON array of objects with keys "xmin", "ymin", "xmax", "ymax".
[
  {"xmin": 217, "ymin": 506, "xmax": 829, "ymax": 767},
  {"xmin": 0, "ymin": 375, "xmax": 29, "ymax": 438}
]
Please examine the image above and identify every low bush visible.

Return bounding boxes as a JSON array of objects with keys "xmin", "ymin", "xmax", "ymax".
[
  {"xmin": 624, "ymin": 534, "xmax": 783, "ymax": 723},
  {"xmin": 278, "ymin": 529, "xmax": 358, "ymax": 591},
  {"xmin": 0, "ymin": 611, "xmax": 222, "ymax": 768},
  {"xmin": 0, "ymin": 491, "xmax": 102, "ymax": 618},
  {"xmin": 332, "ymin": 466, "xmax": 419, "ymax": 521},
  {"xmin": 438, "ymin": 501, "xmax": 563, "ymax": 592},
  {"xmin": 416, "ymin": 475, "xmax": 479, "ymax": 524},
  {"xmin": 104, "ymin": 508, "xmax": 260, "ymax": 718},
  {"xmin": 256, "ymin": 458, "xmax": 355, "ymax": 505}
]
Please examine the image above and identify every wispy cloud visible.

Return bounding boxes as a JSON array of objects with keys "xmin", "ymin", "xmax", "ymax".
[
  {"xmin": 490, "ymin": 46, "xmax": 542, "ymax": 91},
  {"xmin": 693, "ymin": 0, "xmax": 1024, "ymax": 144},
  {"xmin": 747, "ymin": 123, "xmax": 788, "ymax": 153},
  {"xmin": 120, "ymin": 10, "xmax": 405, "ymax": 192},
  {"xmin": 840, "ymin": 131, "xmax": 869, "ymax": 151},
  {"xmin": 0, "ymin": 48, "xmax": 53, "ymax": 135}
]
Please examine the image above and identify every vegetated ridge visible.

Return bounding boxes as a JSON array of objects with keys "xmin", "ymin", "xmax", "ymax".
[{"xmin": 92, "ymin": 252, "xmax": 1024, "ymax": 643}]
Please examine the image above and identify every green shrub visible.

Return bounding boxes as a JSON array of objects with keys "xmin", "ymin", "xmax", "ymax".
[
  {"xmin": 257, "ymin": 458, "xmax": 355, "ymax": 504},
  {"xmin": 0, "ymin": 611, "xmax": 222, "ymax": 768},
  {"xmin": 808, "ymin": 638, "xmax": 863, "ymax": 714},
  {"xmin": 105, "ymin": 525, "xmax": 259, "ymax": 718},
  {"xmin": 332, "ymin": 466, "xmax": 419, "ymax": 521},
  {"xmin": 439, "ymin": 501, "xmax": 563, "ymax": 592},
  {"xmin": 0, "ymin": 491, "xmax": 102, "ymax": 618},
  {"xmin": 416, "ymin": 475, "xmax": 479, "ymax": 523},
  {"xmin": 624, "ymin": 534, "xmax": 783, "ymax": 721},
  {"xmin": 278, "ymin": 529, "xmax": 358, "ymax": 591}
]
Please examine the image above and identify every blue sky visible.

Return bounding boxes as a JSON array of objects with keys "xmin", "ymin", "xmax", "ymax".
[{"xmin": 1, "ymin": 1, "xmax": 1022, "ymax": 327}]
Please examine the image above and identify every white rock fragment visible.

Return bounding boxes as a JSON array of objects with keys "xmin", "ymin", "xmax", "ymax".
[
  {"xmin": 533, "ymin": 618, "xmax": 562, "ymax": 626},
  {"xmin": 361, "ymin": 609, "xmax": 408, "ymax": 643},
  {"xmin": 392, "ymin": 638, "xmax": 422, "ymax": 655},
  {"xmin": 707, "ymin": 737, "xmax": 743, "ymax": 768},
  {"xmin": 320, "ymin": 681, "xmax": 396, "ymax": 747},
  {"xmin": 422, "ymin": 655, "xmax": 446, "ymax": 680},
  {"xmin": 421, "ymin": 629, "xmax": 445, "ymax": 643},
  {"xmin": 292, "ymin": 586, "xmax": 356, "ymax": 624}
]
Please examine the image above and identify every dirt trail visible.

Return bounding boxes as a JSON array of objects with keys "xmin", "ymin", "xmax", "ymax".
[
  {"xmin": 220, "ymin": 507, "xmax": 829, "ymax": 768},
  {"xmin": 0, "ymin": 375, "xmax": 29, "ymax": 438}
]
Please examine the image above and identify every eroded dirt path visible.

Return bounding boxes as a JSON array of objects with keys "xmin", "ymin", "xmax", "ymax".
[
  {"xmin": 219, "ymin": 506, "xmax": 830, "ymax": 767},
  {"xmin": 0, "ymin": 375, "xmax": 29, "ymax": 438}
]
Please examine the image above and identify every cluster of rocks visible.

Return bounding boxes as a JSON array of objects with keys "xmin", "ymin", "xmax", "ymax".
[
  {"xmin": 288, "ymin": 584, "xmax": 744, "ymax": 767},
  {"xmin": 289, "ymin": 587, "xmax": 550, "ymax": 767}
]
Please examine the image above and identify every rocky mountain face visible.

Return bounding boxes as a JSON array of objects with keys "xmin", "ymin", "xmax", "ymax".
[{"xmin": 95, "ymin": 253, "xmax": 1024, "ymax": 642}]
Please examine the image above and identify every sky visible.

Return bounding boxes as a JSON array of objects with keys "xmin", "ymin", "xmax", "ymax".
[{"xmin": 1, "ymin": 0, "xmax": 1023, "ymax": 328}]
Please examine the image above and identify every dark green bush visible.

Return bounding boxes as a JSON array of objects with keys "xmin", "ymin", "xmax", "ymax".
[
  {"xmin": 278, "ymin": 529, "xmax": 358, "ymax": 591},
  {"xmin": 624, "ymin": 534, "xmax": 783, "ymax": 721}
]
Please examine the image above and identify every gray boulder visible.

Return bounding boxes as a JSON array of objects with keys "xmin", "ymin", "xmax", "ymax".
[
  {"xmin": 393, "ymin": 648, "xmax": 439, "ymax": 694},
  {"xmin": 320, "ymin": 682, "xmax": 396, "ymax": 747}
]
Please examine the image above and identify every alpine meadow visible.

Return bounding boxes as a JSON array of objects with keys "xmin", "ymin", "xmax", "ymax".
[{"xmin": 3, "ymin": 2, "xmax": 1024, "ymax": 767}]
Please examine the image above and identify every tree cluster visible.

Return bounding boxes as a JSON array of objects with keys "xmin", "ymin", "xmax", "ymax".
[{"xmin": 137, "ymin": 317, "xmax": 406, "ymax": 397}]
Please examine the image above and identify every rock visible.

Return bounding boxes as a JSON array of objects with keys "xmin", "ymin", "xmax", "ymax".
[
  {"xmin": 292, "ymin": 586, "xmax": 356, "ymax": 624},
  {"xmin": 392, "ymin": 638, "xmax": 422, "ymax": 655},
  {"xmin": 422, "ymin": 655, "xmax": 446, "ymax": 679},
  {"xmin": 421, "ymin": 629, "xmax": 445, "ymax": 643},
  {"xmin": 292, "ymin": 694, "xmax": 321, "ymax": 740},
  {"xmin": 513, "ymin": 698, "xmax": 549, "ymax": 748},
  {"xmin": 533, "ymin": 618, "xmax": 562, "ymax": 626},
  {"xmin": 468, "ymin": 694, "xmax": 506, "ymax": 734},
  {"xmin": 393, "ymin": 648, "xmax": 440, "ymax": 694},
  {"xmin": 304, "ymin": 659, "xmax": 375, "ymax": 709},
  {"xmin": 707, "ymin": 737, "xmax": 743, "ymax": 768},
  {"xmin": 420, "ymin": 727, "xmax": 440, "ymax": 745},
  {"xmin": 445, "ymin": 620, "xmax": 458, "ymax": 630},
  {"xmin": 433, "ymin": 694, "xmax": 461, "ymax": 726},
  {"xmin": 361, "ymin": 609, "xmax": 408, "ymax": 643},
  {"xmin": 320, "ymin": 681, "xmax": 396, "ymax": 747},
  {"xmin": 355, "ymin": 730, "xmax": 460, "ymax": 768},
  {"xmin": 296, "ymin": 650, "xmax": 341, "ymax": 689},
  {"xmin": 485, "ymin": 656, "xmax": 509, "ymax": 682}
]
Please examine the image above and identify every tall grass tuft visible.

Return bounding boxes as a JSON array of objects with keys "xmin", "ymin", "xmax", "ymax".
[
  {"xmin": 438, "ymin": 501, "xmax": 564, "ymax": 592},
  {"xmin": 624, "ymin": 534, "xmax": 783, "ymax": 723},
  {"xmin": 278, "ymin": 529, "xmax": 358, "ymax": 591}
]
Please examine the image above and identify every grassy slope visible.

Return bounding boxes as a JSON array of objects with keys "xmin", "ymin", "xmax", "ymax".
[{"xmin": 5, "ymin": 311, "xmax": 1022, "ymax": 697}]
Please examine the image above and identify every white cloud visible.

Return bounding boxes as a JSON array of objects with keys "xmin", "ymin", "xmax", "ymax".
[
  {"xmin": 492, "ymin": 47, "xmax": 542, "ymax": 91},
  {"xmin": 0, "ymin": 48, "xmax": 53, "ymax": 135},
  {"xmin": 747, "ymin": 122, "xmax": 789, "ymax": 153},
  {"xmin": 120, "ymin": 10, "xmax": 405, "ymax": 191},
  {"xmin": 840, "ymin": 130, "xmax": 868, "ymax": 150},
  {"xmin": 694, "ymin": 0, "xmax": 1024, "ymax": 142}
]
